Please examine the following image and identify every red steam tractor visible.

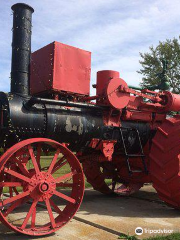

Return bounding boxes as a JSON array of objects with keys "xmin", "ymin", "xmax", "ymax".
[{"xmin": 0, "ymin": 2, "xmax": 179, "ymax": 236}]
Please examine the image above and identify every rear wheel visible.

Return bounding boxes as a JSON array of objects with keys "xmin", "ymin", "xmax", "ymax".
[
  {"xmin": 150, "ymin": 116, "xmax": 180, "ymax": 209},
  {"xmin": 0, "ymin": 138, "xmax": 84, "ymax": 236}
]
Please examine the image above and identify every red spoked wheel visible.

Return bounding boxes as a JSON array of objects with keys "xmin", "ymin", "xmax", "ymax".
[
  {"xmin": 0, "ymin": 138, "xmax": 84, "ymax": 236},
  {"xmin": 82, "ymin": 159, "xmax": 113, "ymax": 194},
  {"xmin": 82, "ymin": 160, "xmax": 144, "ymax": 196},
  {"xmin": 150, "ymin": 116, "xmax": 180, "ymax": 209}
]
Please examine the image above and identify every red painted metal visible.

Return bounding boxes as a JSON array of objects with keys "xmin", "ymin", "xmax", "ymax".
[
  {"xmin": 96, "ymin": 140, "xmax": 117, "ymax": 161},
  {"xmin": 89, "ymin": 139, "xmax": 117, "ymax": 160},
  {"xmin": 30, "ymin": 41, "xmax": 91, "ymax": 96},
  {"xmin": 81, "ymin": 153, "xmax": 149, "ymax": 195},
  {"xmin": 80, "ymin": 95, "xmax": 99, "ymax": 102},
  {"xmin": 162, "ymin": 91, "xmax": 180, "ymax": 111},
  {"xmin": 122, "ymin": 110, "xmax": 166, "ymax": 122},
  {"xmin": 103, "ymin": 109, "xmax": 122, "ymax": 127},
  {"xmin": 0, "ymin": 138, "xmax": 84, "ymax": 236},
  {"xmin": 89, "ymin": 138, "xmax": 100, "ymax": 148},
  {"xmin": 149, "ymin": 116, "xmax": 180, "ymax": 209},
  {"xmin": 115, "ymin": 183, "xmax": 143, "ymax": 195},
  {"xmin": 92, "ymin": 75, "xmax": 180, "ymax": 128},
  {"xmin": 119, "ymin": 86, "xmax": 162, "ymax": 103},
  {"xmin": 106, "ymin": 78, "xmax": 130, "ymax": 109},
  {"xmin": 82, "ymin": 157, "xmax": 113, "ymax": 194},
  {"xmin": 96, "ymin": 70, "xmax": 120, "ymax": 104}
]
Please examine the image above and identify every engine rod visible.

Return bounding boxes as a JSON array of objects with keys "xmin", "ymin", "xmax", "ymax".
[{"xmin": 24, "ymin": 97, "xmax": 107, "ymax": 110}]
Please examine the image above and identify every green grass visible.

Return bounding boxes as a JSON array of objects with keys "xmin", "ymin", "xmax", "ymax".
[
  {"xmin": 119, "ymin": 233, "xmax": 138, "ymax": 240},
  {"xmin": 118, "ymin": 233, "xmax": 180, "ymax": 240},
  {"xmin": 144, "ymin": 233, "xmax": 180, "ymax": 240}
]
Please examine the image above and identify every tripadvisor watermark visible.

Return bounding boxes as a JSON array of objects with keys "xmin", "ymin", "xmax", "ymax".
[{"xmin": 135, "ymin": 227, "xmax": 173, "ymax": 236}]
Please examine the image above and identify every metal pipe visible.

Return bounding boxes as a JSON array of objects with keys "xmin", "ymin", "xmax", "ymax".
[
  {"xmin": 80, "ymin": 95, "xmax": 99, "ymax": 101},
  {"xmin": 128, "ymin": 85, "xmax": 142, "ymax": 91},
  {"xmin": 24, "ymin": 97, "xmax": 107, "ymax": 110},
  {"xmin": 11, "ymin": 3, "xmax": 34, "ymax": 95}
]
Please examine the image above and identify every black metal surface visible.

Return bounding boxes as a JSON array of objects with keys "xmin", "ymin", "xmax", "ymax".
[
  {"xmin": 11, "ymin": 3, "xmax": 34, "ymax": 95},
  {"xmin": 0, "ymin": 92, "xmax": 151, "ymax": 152},
  {"xmin": 6, "ymin": 94, "xmax": 104, "ymax": 150}
]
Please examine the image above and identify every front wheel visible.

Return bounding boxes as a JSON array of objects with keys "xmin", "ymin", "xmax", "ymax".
[{"xmin": 0, "ymin": 138, "xmax": 84, "ymax": 236}]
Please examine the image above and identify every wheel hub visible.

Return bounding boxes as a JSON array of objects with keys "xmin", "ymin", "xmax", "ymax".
[
  {"xmin": 27, "ymin": 172, "xmax": 56, "ymax": 201},
  {"xmin": 39, "ymin": 182, "xmax": 49, "ymax": 192}
]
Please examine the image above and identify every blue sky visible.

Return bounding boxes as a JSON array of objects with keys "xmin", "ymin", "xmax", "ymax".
[{"xmin": 0, "ymin": 0, "xmax": 180, "ymax": 95}]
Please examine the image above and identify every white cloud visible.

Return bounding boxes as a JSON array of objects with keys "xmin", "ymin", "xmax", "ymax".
[{"xmin": 0, "ymin": 0, "xmax": 180, "ymax": 94}]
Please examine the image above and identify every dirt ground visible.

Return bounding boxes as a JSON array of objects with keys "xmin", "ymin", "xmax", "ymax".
[{"xmin": 0, "ymin": 185, "xmax": 179, "ymax": 240}]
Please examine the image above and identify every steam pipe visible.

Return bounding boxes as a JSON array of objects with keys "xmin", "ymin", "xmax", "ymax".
[
  {"xmin": 24, "ymin": 97, "xmax": 107, "ymax": 110},
  {"xmin": 11, "ymin": 3, "xmax": 34, "ymax": 95}
]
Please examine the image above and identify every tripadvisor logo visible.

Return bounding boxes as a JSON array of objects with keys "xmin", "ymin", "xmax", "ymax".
[{"xmin": 135, "ymin": 227, "xmax": 143, "ymax": 235}]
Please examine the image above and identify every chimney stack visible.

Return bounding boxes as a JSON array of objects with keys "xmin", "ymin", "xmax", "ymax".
[{"xmin": 11, "ymin": 3, "xmax": 34, "ymax": 95}]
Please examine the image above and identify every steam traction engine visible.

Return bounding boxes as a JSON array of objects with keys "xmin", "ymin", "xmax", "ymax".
[{"xmin": 0, "ymin": 3, "xmax": 179, "ymax": 236}]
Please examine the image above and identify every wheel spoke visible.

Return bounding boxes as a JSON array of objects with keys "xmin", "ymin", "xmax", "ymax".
[
  {"xmin": 49, "ymin": 199, "xmax": 62, "ymax": 214},
  {"xmin": 31, "ymin": 205, "xmax": 36, "ymax": 228},
  {"xmin": 52, "ymin": 159, "xmax": 68, "ymax": 174},
  {"xmin": 53, "ymin": 190, "xmax": 76, "ymax": 204},
  {"xmin": 21, "ymin": 199, "xmax": 38, "ymax": 229},
  {"xmin": 3, "ymin": 196, "xmax": 30, "ymax": 217},
  {"xmin": 4, "ymin": 168, "xmax": 30, "ymax": 183},
  {"xmin": 47, "ymin": 148, "xmax": 61, "ymax": 175},
  {"xmin": 45, "ymin": 198, "xmax": 56, "ymax": 228},
  {"xmin": 36, "ymin": 143, "xmax": 42, "ymax": 170},
  {"xmin": 28, "ymin": 144, "xmax": 40, "ymax": 174},
  {"xmin": 13, "ymin": 158, "xmax": 30, "ymax": 177},
  {"xmin": 55, "ymin": 172, "xmax": 74, "ymax": 183},
  {"xmin": 0, "ymin": 190, "xmax": 30, "ymax": 207},
  {"xmin": 52, "ymin": 160, "xmax": 68, "ymax": 174},
  {"xmin": 13, "ymin": 187, "xmax": 19, "ymax": 195},
  {"xmin": 9, "ymin": 187, "xmax": 13, "ymax": 197}
]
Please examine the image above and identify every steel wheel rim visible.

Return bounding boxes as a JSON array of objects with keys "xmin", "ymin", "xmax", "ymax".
[{"xmin": 0, "ymin": 138, "xmax": 84, "ymax": 236}]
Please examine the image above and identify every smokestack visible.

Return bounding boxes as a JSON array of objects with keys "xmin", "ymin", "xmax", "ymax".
[{"xmin": 11, "ymin": 3, "xmax": 34, "ymax": 95}]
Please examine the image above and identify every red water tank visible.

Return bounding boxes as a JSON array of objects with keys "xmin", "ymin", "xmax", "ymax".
[{"xmin": 30, "ymin": 41, "xmax": 91, "ymax": 96}]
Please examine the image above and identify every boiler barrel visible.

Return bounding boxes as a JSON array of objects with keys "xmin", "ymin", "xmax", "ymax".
[{"xmin": 6, "ymin": 95, "xmax": 151, "ymax": 152}]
